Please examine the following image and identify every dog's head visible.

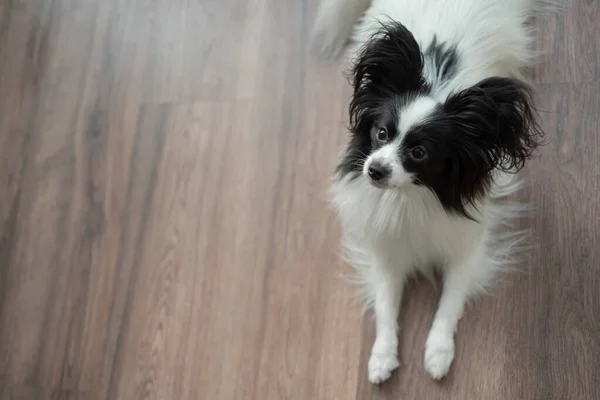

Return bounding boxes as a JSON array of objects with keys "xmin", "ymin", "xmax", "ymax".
[{"xmin": 337, "ymin": 22, "xmax": 543, "ymax": 217}]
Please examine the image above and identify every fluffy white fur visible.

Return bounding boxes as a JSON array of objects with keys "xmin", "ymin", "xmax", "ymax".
[
  {"xmin": 332, "ymin": 170, "xmax": 525, "ymax": 383},
  {"xmin": 314, "ymin": 0, "xmax": 554, "ymax": 384}
]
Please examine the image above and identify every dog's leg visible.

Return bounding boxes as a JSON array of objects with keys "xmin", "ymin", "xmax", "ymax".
[
  {"xmin": 424, "ymin": 240, "xmax": 487, "ymax": 380},
  {"xmin": 368, "ymin": 259, "xmax": 405, "ymax": 384},
  {"xmin": 311, "ymin": 0, "xmax": 371, "ymax": 59}
]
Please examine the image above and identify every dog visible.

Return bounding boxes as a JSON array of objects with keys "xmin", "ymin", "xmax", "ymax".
[{"xmin": 312, "ymin": 0, "xmax": 553, "ymax": 384}]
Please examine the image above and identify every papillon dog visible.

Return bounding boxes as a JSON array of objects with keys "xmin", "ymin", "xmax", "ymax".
[{"xmin": 312, "ymin": 0, "xmax": 554, "ymax": 384}]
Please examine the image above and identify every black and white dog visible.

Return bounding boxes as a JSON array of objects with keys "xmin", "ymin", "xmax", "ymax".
[{"xmin": 313, "ymin": 0, "xmax": 553, "ymax": 384}]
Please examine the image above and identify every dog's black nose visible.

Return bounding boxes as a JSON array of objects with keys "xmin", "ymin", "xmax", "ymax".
[{"xmin": 368, "ymin": 162, "xmax": 390, "ymax": 181}]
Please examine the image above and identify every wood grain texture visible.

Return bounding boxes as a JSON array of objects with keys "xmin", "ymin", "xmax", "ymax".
[
  {"xmin": 0, "ymin": 0, "xmax": 598, "ymax": 399},
  {"xmin": 534, "ymin": 0, "xmax": 600, "ymax": 83}
]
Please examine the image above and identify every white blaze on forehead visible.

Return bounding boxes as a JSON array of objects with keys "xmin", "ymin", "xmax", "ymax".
[
  {"xmin": 398, "ymin": 96, "xmax": 439, "ymax": 135},
  {"xmin": 370, "ymin": 142, "xmax": 398, "ymax": 163}
]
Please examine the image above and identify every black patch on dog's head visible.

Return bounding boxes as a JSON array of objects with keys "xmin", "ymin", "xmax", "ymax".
[
  {"xmin": 424, "ymin": 36, "xmax": 459, "ymax": 83},
  {"xmin": 334, "ymin": 23, "xmax": 542, "ymax": 219},
  {"xmin": 400, "ymin": 77, "xmax": 544, "ymax": 218},
  {"xmin": 337, "ymin": 21, "xmax": 428, "ymax": 178}
]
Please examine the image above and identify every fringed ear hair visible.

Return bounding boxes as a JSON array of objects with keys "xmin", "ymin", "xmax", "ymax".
[
  {"xmin": 444, "ymin": 77, "xmax": 544, "ymax": 172},
  {"xmin": 438, "ymin": 77, "xmax": 544, "ymax": 216},
  {"xmin": 348, "ymin": 21, "xmax": 426, "ymax": 136}
]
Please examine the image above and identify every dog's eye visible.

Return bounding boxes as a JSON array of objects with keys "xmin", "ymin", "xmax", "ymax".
[
  {"xmin": 410, "ymin": 146, "xmax": 427, "ymax": 161},
  {"xmin": 376, "ymin": 127, "xmax": 388, "ymax": 142}
]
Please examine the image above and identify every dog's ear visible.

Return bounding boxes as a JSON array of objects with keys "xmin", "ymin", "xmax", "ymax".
[
  {"xmin": 338, "ymin": 21, "xmax": 425, "ymax": 178},
  {"xmin": 440, "ymin": 77, "xmax": 544, "ymax": 212},
  {"xmin": 444, "ymin": 77, "xmax": 544, "ymax": 171},
  {"xmin": 348, "ymin": 21, "xmax": 425, "ymax": 136}
]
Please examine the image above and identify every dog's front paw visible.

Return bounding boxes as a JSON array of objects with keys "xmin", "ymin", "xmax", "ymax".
[
  {"xmin": 424, "ymin": 330, "xmax": 455, "ymax": 380},
  {"xmin": 368, "ymin": 352, "xmax": 400, "ymax": 384}
]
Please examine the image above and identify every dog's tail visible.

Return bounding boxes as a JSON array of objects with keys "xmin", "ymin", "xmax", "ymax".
[{"xmin": 310, "ymin": 0, "xmax": 372, "ymax": 59}]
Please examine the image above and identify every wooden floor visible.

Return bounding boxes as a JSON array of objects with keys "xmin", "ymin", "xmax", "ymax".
[{"xmin": 0, "ymin": 1, "xmax": 599, "ymax": 399}]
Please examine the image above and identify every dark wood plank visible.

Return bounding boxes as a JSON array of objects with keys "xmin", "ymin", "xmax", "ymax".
[
  {"xmin": 103, "ymin": 94, "xmax": 361, "ymax": 399},
  {"xmin": 0, "ymin": 3, "xmax": 39, "ymax": 339},
  {"xmin": 0, "ymin": 0, "xmax": 153, "ymax": 395},
  {"xmin": 516, "ymin": 82, "xmax": 600, "ymax": 400},
  {"xmin": 0, "ymin": 0, "xmax": 104, "ymax": 389},
  {"xmin": 534, "ymin": 0, "xmax": 600, "ymax": 83},
  {"xmin": 0, "ymin": 385, "xmax": 89, "ymax": 400}
]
